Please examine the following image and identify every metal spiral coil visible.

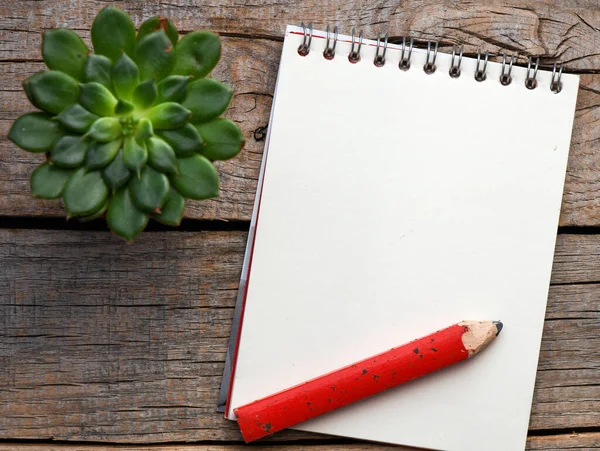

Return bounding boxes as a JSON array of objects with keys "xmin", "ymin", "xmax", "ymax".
[
  {"xmin": 525, "ymin": 57, "xmax": 540, "ymax": 90},
  {"xmin": 551, "ymin": 62, "xmax": 563, "ymax": 94},
  {"xmin": 374, "ymin": 32, "xmax": 388, "ymax": 67},
  {"xmin": 348, "ymin": 28, "xmax": 363, "ymax": 63},
  {"xmin": 449, "ymin": 45, "xmax": 464, "ymax": 78},
  {"xmin": 323, "ymin": 25, "xmax": 338, "ymax": 60},
  {"xmin": 500, "ymin": 53, "xmax": 515, "ymax": 86},
  {"xmin": 474, "ymin": 50, "xmax": 489, "ymax": 82},
  {"xmin": 297, "ymin": 22, "xmax": 312, "ymax": 56},
  {"xmin": 399, "ymin": 37, "xmax": 413, "ymax": 71},
  {"xmin": 423, "ymin": 41, "xmax": 439, "ymax": 74},
  {"xmin": 295, "ymin": 24, "xmax": 566, "ymax": 92}
]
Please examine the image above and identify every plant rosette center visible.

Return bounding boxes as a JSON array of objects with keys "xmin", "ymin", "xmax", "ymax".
[
  {"xmin": 119, "ymin": 115, "xmax": 140, "ymax": 134},
  {"xmin": 8, "ymin": 6, "xmax": 245, "ymax": 242}
]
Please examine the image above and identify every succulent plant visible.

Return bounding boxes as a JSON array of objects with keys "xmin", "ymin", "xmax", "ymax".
[{"xmin": 8, "ymin": 7, "xmax": 244, "ymax": 241}]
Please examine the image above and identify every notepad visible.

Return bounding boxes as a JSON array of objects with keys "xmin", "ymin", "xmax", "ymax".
[{"xmin": 220, "ymin": 25, "xmax": 579, "ymax": 451}]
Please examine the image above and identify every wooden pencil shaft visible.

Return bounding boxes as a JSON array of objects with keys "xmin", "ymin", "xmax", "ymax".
[{"xmin": 235, "ymin": 320, "xmax": 500, "ymax": 442}]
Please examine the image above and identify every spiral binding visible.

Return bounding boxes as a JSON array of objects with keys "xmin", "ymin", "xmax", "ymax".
[
  {"xmin": 323, "ymin": 25, "xmax": 338, "ymax": 60},
  {"xmin": 474, "ymin": 50, "xmax": 488, "ymax": 82},
  {"xmin": 374, "ymin": 33, "xmax": 388, "ymax": 67},
  {"xmin": 525, "ymin": 56, "xmax": 540, "ymax": 90},
  {"xmin": 297, "ymin": 23, "xmax": 565, "ymax": 93},
  {"xmin": 423, "ymin": 41, "xmax": 438, "ymax": 74},
  {"xmin": 348, "ymin": 28, "xmax": 363, "ymax": 63},
  {"xmin": 399, "ymin": 37, "xmax": 413, "ymax": 71},
  {"xmin": 449, "ymin": 45, "xmax": 463, "ymax": 78},
  {"xmin": 500, "ymin": 53, "xmax": 515, "ymax": 86}
]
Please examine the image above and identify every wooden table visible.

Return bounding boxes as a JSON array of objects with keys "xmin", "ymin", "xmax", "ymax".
[{"xmin": 1, "ymin": 1, "xmax": 599, "ymax": 450}]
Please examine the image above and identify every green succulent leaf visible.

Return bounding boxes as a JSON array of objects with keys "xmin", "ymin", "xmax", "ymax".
[
  {"xmin": 102, "ymin": 149, "xmax": 131, "ymax": 192},
  {"xmin": 30, "ymin": 163, "xmax": 73, "ymax": 199},
  {"xmin": 183, "ymin": 78, "xmax": 232, "ymax": 124},
  {"xmin": 135, "ymin": 118, "xmax": 154, "ymax": 141},
  {"xmin": 63, "ymin": 168, "xmax": 109, "ymax": 217},
  {"xmin": 115, "ymin": 100, "xmax": 135, "ymax": 115},
  {"xmin": 8, "ymin": 113, "xmax": 65, "ymax": 152},
  {"xmin": 129, "ymin": 165, "xmax": 170, "ymax": 212},
  {"xmin": 56, "ymin": 104, "xmax": 99, "ymax": 133},
  {"xmin": 80, "ymin": 82, "xmax": 118, "ymax": 117},
  {"xmin": 28, "ymin": 70, "xmax": 80, "ymax": 114},
  {"xmin": 138, "ymin": 16, "xmax": 178, "ymax": 46},
  {"xmin": 170, "ymin": 154, "xmax": 219, "ymax": 200},
  {"xmin": 172, "ymin": 31, "xmax": 221, "ymax": 79},
  {"xmin": 86, "ymin": 117, "xmax": 122, "ymax": 142},
  {"xmin": 42, "ymin": 29, "xmax": 88, "ymax": 80},
  {"xmin": 23, "ymin": 74, "xmax": 43, "ymax": 109},
  {"xmin": 91, "ymin": 6, "xmax": 137, "ymax": 62},
  {"xmin": 147, "ymin": 137, "xmax": 178, "ymax": 174},
  {"xmin": 84, "ymin": 54, "xmax": 113, "ymax": 89},
  {"xmin": 123, "ymin": 135, "xmax": 148, "ymax": 177},
  {"xmin": 156, "ymin": 75, "xmax": 190, "ymax": 104},
  {"xmin": 107, "ymin": 187, "xmax": 149, "ymax": 242},
  {"xmin": 78, "ymin": 201, "xmax": 108, "ymax": 222},
  {"xmin": 86, "ymin": 138, "xmax": 122, "ymax": 170},
  {"xmin": 134, "ymin": 30, "xmax": 174, "ymax": 82},
  {"xmin": 112, "ymin": 52, "xmax": 139, "ymax": 101},
  {"xmin": 147, "ymin": 102, "xmax": 191, "ymax": 130},
  {"xmin": 50, "ymin": 135, "xmax": 89, "ymax": 168},
  {"xmin": 154, "ymin": 189, "xmax": 185, "ymax": 226},
  {"xmin": 132, "ymin": 79, "xmax": 157, "ymax": 110},
  {"xmin": 157, "ymin": 124, "xmax": 204, "ymax": 157},
  {"xmin": 196, "ymin": 119, "xmax": 245, "ymax": 161}
]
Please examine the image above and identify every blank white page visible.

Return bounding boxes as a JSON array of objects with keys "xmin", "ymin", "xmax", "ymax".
[{"xmin": 227, "ymin": 25, "xmax": 579, "ymax": 451}]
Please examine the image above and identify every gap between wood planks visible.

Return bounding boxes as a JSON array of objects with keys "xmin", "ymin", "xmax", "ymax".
[
  {"xmin": 0, "ymin": 428, "xmax": 600, "ymax": 449},
  {"xmin": 0, "ymin": 216, "xmax": 250, "ymax": 233},
  {"xmin": 2, "ymin": 216, "xmax": 600, "ymax": 237}
]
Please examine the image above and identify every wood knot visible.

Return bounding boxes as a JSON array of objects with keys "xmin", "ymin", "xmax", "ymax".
[{"xmin": 253, "ymin": 125, "xmax": 268, "ymax": 141}]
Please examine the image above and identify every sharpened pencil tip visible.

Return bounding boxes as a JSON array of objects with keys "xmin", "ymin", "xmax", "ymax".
[{"xmin": 493, "ymin": 321, "xmax": 503, "ymax": 336}]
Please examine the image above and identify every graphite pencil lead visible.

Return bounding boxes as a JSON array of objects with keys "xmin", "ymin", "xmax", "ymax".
[{"xmin": 493, "ymin": 321, "xmax": 503, "ymax": 336}]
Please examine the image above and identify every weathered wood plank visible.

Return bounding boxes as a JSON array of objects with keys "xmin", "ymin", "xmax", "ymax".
[
  {"xmin": 1, "ymin": 53, "xmax": 600, "ymax": 225},
  {"xmin": 1, "ymin": 1, "xmax": 600, "ymax": 70},
  {"xmin": 550, "ymin": 234, "xmax": 600, "ymax": 284},
  {"xmin": 3, "ymin": 432, "xmax": 600, "ymax": 450},
  {"xmin": 0, "ymin": 230, "xmax": 599, "ymax": 442}
]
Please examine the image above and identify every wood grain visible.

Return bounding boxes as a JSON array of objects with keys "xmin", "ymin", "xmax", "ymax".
[
  {"xmin": 3, "ymin": 432, "xmax": 600, "ymax": 450},
  {"xmin": 0, "ymin": 229, "xmax": 598, "ymax": 443},
  {"xmin": 1, "ymin": 54, "xmax": 600, "ymax": 226},
  {"xmin": 2, "ymin": 0, "xmax": 600, "ymax": 70}
]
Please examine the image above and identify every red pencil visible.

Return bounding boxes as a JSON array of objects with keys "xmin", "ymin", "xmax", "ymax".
[{"xmin": 234, "ymin": 320, "xmax": 502, "ymax": 442}]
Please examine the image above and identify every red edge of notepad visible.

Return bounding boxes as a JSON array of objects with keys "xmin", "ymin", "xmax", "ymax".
[{"xmin": 224, "ymin": 128, "xmax": 271, "ymax": 419}]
